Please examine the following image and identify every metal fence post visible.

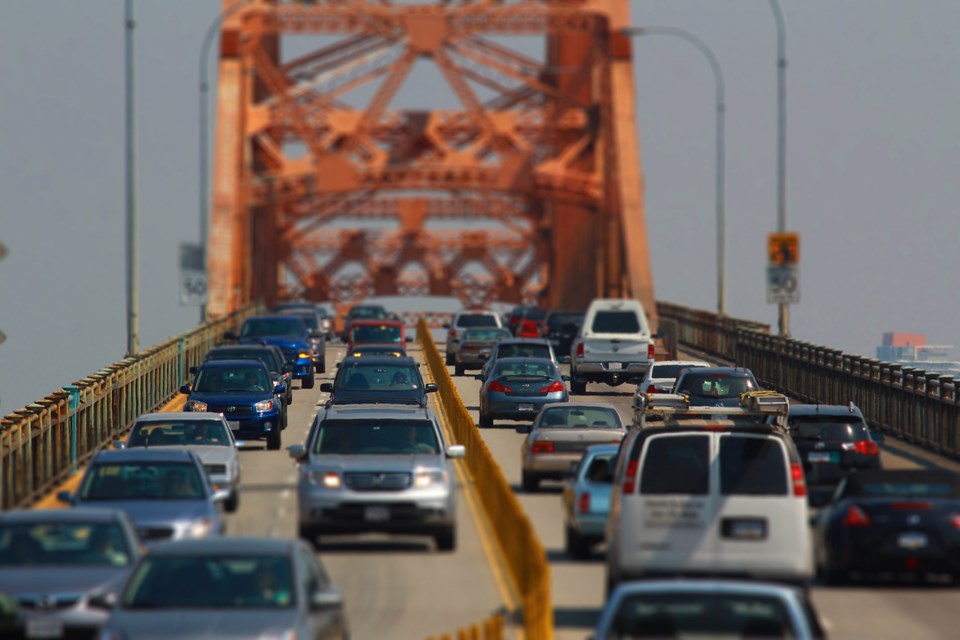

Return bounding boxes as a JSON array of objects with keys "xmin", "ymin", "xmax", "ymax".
[{"xmin": 64, "ymin": 385, "xmax": 80, "ymax": 473}]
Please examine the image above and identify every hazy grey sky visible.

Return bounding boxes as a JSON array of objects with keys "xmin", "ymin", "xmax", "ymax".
[{"xmin": 2, "ymin": 0, "xmax": 959, "ymax": 414}]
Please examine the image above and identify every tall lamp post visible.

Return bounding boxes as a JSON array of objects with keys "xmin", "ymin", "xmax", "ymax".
[
  {"xmin": 622, "ymin": 26, "xmax": 727, "ymax": 316},
  {"xmin": 125, "ymin": 0, "xmax": 139, "ymax": 355},
  {"xmin": 770, "ymin": 0, "xmax": 789, "ymax": 336}
]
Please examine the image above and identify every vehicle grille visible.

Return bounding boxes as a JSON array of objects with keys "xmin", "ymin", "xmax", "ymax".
[
  {"xmin": 204, "ymin": 464, "xmax": 228, "ymax": 475},
  {"xmin": 280, "ymin": 347, "xmax": 299, "ymax": 362},
  {"xmin": 138, "ymin": 526, "xmax": 175, "ymax": 541},
  {"xmin": 344, "ymin": 472, "xmax": 412, "ymax": 491},
  {"xmin": 208, "ymin": 405, "xmax": 254, "ymax": 415},
  {"xmin": 17, "ymin": 593, "xmax": 81, "ymax": 611}
]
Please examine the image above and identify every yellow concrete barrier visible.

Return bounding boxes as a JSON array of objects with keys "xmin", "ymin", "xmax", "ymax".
[{"xmin": 418, "ymin": 318, "xmax": 553, "ymax": 640}]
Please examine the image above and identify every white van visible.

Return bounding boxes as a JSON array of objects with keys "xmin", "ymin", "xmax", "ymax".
[
  {"xmin": 569, "ymin": 298, "xmax": 654, "ymax": 394},
  {"xmin": 606, "ymin": 397, "xmax": 813, "ymax": 591}
]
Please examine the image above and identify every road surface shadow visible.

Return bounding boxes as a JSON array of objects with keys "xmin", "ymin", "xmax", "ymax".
[
  {"xmin": 554, "ymin": 606, "xmax": 603, "ymax": 630},
  {"xmin": 510, "ymin": 484, "xmax": 563, "ymax": 495},
  {"xmin": 546, "ymin": 548, "xmax": 604, "ymax": 564},
  {"xmin": 309, "ymin": 536, "xmax": 433, "ymax": 554}
]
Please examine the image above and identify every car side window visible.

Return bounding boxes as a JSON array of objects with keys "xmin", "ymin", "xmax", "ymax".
[{"xmin": 719, "ymin": 436, "xmax": 788, "ymax": 496}]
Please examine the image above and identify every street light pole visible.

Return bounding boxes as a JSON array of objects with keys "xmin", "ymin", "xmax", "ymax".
[
  {"xmin": 770, "ymin": 0, "xmax": 789, "ymax": 336},
  {"xmin": 124, "ymin": 0, "xmax": 139, "ymax": 356},
  {"xmin": 622, "ymin": 26, "xmax": 726, "ymax": 316}
]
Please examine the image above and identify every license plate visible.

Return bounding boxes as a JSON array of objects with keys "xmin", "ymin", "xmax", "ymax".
[
  {"xmin": 518, "ymin": 403, "xmax": 535, "ymax": 412},
  {"xmin": 722, "ymin": 518, "xmax": 767, "ymax": 540},
  {"xmin": 26, "ymin": 618, "xmax": 64, "ymax": 639},
  {"xmin": 228, "ymin": 421, "xmax": 241, "ymax": 431},
  {"xmin": 807, "ymin": 452, "xmax": 837, "ymax": 463},
  {"xmin": 365, "ymin": 506, "xmax": 389, "ymax": 522},
  {"xmin": 898, "ymin": 532, "xmax": 928, "ymax": 549},
  {"xmin": 608, "ymin": 362, "xmax": 623, "ymax": 370}
]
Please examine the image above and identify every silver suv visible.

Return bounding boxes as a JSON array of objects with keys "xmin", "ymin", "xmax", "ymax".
[
  {"xmin": 288, "ymin": 404, "xmax": 465, "ymax": 551},
  {"xmin": 444, "ymin": 309, "xmax": 503, "ymax": 365}
]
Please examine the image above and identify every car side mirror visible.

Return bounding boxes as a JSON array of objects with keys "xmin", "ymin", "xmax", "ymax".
[
  {"xmin": 515, "ymin": 425, "xmax": 531, "ymax": 434},
  {"xmin": 425, "ymin": 383, "xmax": 438, "ymax": 393},
  {"xmin": 446, "ymin": 445, "xmax": 466, "ymax": 459},
  {"xmin": 273, "ymin": 384, "xmax": 286, "ymax": 395},
  {"xmin": 189, "ymin": 366, "xmax": 198, "ymax": 375},
  {"xmin": 320, "ymin": 382, "xmax": 334, "ymax": 393},
  {"xmin": 223, "ymin": 331, "xmax": 238, "ymax": 341},
  {"xmin": 288, "ymin": 444, "xmax": 307, "ymax": 461},
  {"xmin": 57, "ymin": 491, "xmax": 75, "ymax": 505},
  {"xmin": 870, "ymin": 429, "xmax": 885, "ymax": 444},
  {"xmin": 310, "ymin": 589, "xmax": 344, "ymax": 611},
  {"xmin": 179, "ymin": 385, "xmax": 191, "ymax": 394}
]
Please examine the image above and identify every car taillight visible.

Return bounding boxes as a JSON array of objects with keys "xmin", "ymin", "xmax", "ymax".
[
  {"xmin": 488, "ymin": 380, "xmax": 512, "ymax": 393},
  {"xmin": 578, "ymin": 491, "xmax": 591, "ymax": 514},
  {"xmin": 843, "ymin": 504, "xmax": 871, "ymax": 527},
  {"xmin": 892, "ymin": 502, "xmax": 932, "ymax": 510},
  {"xmin": 950, "ymin": 514, "xmax": 960, "ymax": 529},
  {"xmin": 854, "ymin": 440, "xmax": 879, "ymax": 456},
  {"xmin": 622, "ymin": 459, "xmax": 638, "ymax": 494},
  {"xmin": 647, "ymin": 343, "xmax": 655, "ymax": 359},
  {"xmin": 790, "ymin": 462, "xmax": 807, "ymax": 497},
  {"xmin": 540, "ymin": 381, "xmax": 565, "ymax": 393},
  {"xmin": 576, "ymin": 343, "xmax": 584, "ymax": 358},
  {"xmin": 531, "ymin": 441, "xmax": 555, "ymax": 454}
]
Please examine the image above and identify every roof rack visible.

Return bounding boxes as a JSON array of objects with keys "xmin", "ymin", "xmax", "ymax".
[{"xmin": 638, "ymin": 390, "xmax": 790, "ymax": 430}]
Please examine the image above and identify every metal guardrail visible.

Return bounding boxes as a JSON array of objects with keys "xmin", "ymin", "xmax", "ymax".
[
  {"xmin": 658, "ymin": 301, "xmax": 960, "ymax": 457},
  {"xmin": 418, "ymin": 318, "xmax": 552, "ymax": 640},
  {"xmin": 0, "ymin": 305, "xmax": 262, "ymax": 510}
]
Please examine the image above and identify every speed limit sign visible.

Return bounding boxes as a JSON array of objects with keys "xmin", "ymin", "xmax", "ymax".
[{"xmin": 767, "ymin": 265, "xmax": 800, "ymax": 304}]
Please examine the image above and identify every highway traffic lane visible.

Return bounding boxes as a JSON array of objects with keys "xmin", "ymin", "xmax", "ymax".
[
  {"xmin": 225, "ymin": 342, "xmax": 507, "ymax": 640},
  {"xmin": 451, "ymin": 366, "xmax": 960, "ymax": 640}
]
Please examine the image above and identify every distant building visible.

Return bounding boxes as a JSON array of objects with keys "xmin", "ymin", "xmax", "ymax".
[{"xmin": 877, "ymin": 333, "xmax": 960, "ymax": 377}]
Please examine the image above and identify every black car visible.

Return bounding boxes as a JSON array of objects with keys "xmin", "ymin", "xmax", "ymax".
[
  {"xmin": 672, "ymin": 367, "xmax": 760, "ymax": 407},
  {"xmin": 543, "ymin": 310, "xmax": 584, "ymax": 361},
  {"xmin": 815, "ymin": 469, "xmax": 960, "ymax": 584},
  {"xmin": 787, "ymin": 403, "xmax": 883, "ymax": 504},
  {"xmin": 320, "ymin": 356, "xmax": 437, "ymax": 406},
  {"xmin": 203, "ymin": 344, "xmax": 294, "ymax": 412}
]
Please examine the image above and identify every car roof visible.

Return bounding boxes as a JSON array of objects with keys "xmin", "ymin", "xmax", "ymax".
[
  {"xmin": 456, "ymin": 309, "xmax": 497, "ymax": 316},
  {"xmin": 610, "ymin": 579, "xmax": 804, "ymax": 598},
  {"xmin": 197, "ymin": 359, "xmax": 269, "ymax": 370},
  {"xmin": 320, "ymin": 403, "xmax": 433, "ymax": 421},
  {"xmin": 339, "ymin": 356, "xmax": 417, "ymax": 366},
  {"xmin": 678, "ymin": 366, "xmax": 754, "ymax": 377},
  {"xmin": 93, "ymin": 448, "xmax": 199, "ymax": 463},
  {"xmin": 148, "ymin": 536, "xmax": 298, "ymax": 556},
  {"xmin": 788, "ymin": 404, "xmax": 863, "ymax": 417},
  {"xmin": 496, "ymin": 338, "xmax": 551, "ymax": 346},
  {"xmin": 543, "ymin": 402, "xmax": 619, "ymax": 413},
  {"xmin": 652, "ymin": 360, "xmax": 711, "ymax": 368},
  {"xmin": 135, "ymin": 412, "xmax": 226, "ymax": 422},
  {"xmin": 0, "ymin": 508, "xmax": 129, "ymax": 524}
]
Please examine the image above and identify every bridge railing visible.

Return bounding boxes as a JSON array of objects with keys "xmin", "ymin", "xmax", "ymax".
[
  {"xmin": 658, "ymin": 302, "xmax": 960, "ymax": 458},
  {"xmin": 0, "ymin": 305, "xmax": 262, "ymax": 510},
  {"xmin": 418, "ymin": 318, "xmax": 552, "ymax": 640}
]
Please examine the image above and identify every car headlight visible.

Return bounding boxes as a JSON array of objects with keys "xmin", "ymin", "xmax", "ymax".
[
  {"xmin": 414, "ymin": 469, "xmax": 448, "ymax": 488},
  {"xmin": 188, "ymin": 400, "xmax": 208, "ymax": 412},
  {"xmin": 255, "ymin": 399, "xmax": 275, "ymax": 412},
  {"xmin": 189, "ymin": 518, "xmax": 215, "ymax": 538},
  {"xmin": 307, "ymin": 470, "xmax": 341, "ymax": 488}
]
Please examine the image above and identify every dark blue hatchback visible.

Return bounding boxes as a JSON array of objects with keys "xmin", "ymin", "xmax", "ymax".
[
  {"xmin": 228, "ymin": 315, "xmax": 316, "ymax": 389},
  {"xmin": 181, "ymin": 360, "xmax": 285, "ymax": 450}
]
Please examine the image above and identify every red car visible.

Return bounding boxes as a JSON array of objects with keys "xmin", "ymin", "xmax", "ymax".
[
  {"xmin": 347, "ymin": 319, "xmax": 409, "ymax": 352},
  {"xmin": 516, "ymin": 307, "xmax": 548, "ymax": 338}
]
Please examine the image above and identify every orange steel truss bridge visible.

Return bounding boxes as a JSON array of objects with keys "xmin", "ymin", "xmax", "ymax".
[{"xmin": 207, "ymin": 0, "xmax": 655, "ymax": 323}]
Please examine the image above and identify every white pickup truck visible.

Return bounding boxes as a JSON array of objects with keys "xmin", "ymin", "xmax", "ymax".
[{"xmin": 569, "ymin": 298, "xmax": 654, "ymax": 394}]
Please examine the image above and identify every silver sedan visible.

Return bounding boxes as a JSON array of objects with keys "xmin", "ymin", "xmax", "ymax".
[{"xmin": 477, "ymin": 357, "xmax": 569, "ymax": 428}]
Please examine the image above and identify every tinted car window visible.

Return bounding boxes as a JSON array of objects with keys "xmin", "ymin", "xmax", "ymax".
[
  {"xmin": 195, "ymin": 366, "xmax": 271, "ymax": 393},
  {"xmin": 539, "ymin": 406, "xmax": 620, "ymax": 428},
  {"xmin": 457, "ymin": 314, "xmax": 499, "ymax": 328},
  {"xmin": 790, "ymin": 419, "xmax": 868, "ymax": 441},
  {"xmin": 677, "ymin": 373, "xmax": 755, "ymax": 398},
  {"xmin": 640, "ymin": 436, "xmax": 710, "ymax": 495},
  {"xmin": 463, "ymin": 328, "xmax": 510, "ymax": 341},
  {"xmin": 650, "ymin": 364, "xmax": 694, "ymax": 379},
  {"xmin": 349, "ymin": 306, "xmax": 388, "ymax": 319},
  {"xmin": 591, "ymin": 310, "xmax": 640, "ymax": 334},
  {"xmin": 351, "ymin": 324, "xmax": 402, "ymax": 343},
  {"xmin": 547, "ymin": 313, "xmax": 583, "ymax": 330},
  {"xmin": 81, "ymin": 462, "xmax": 205, "ymax": 500},
  {"xmin": 312, "ymin": 420, "xmax": 438, "ymax": 455},
  {"xmin": 241, "ymin": 318, "xmax": 306, "ymax": 338},
  {"xmin": 497, "ymin": 344, "xmax": 551, "ymax": 360},
  {"xmin": 336, "ymin": 363, "xmax": 420, "ymax": 391},
  {"xmin": 719, "ymin": 436, "xmax": 788, "ymax": 496},
  {"xmin": 609, "ymin": 593, "xmax": 792, "ymax": 638},
  {"xmin": 493, "ymin": 361, "xmax": 556, "ymax": 378},
  {"xmin": 129, "ymin": 420, "xmax": 230, "ymax": 447}
]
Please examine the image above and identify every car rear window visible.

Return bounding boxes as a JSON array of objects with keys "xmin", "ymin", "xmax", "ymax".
[
  {"xmin": 677, "ymin": 373, "xmax": 755, "ymax": 398},
  {"xmin": 497, "ymin": 344, "xmax": 551, "ymax": 360},
  {"xmin": 591, "ymin": 310, "xmax": 640, "ymax": 334},
  {"xmin": 539, "ymin": 406, "xmax": 621, "ymax": 429},
  {"xmin": 790, "ymin": 419, "xmax": 868, "ymax": 442},
  {"xmin": 457, "ymin": 314, "xmax": 498, "ymax": 328},
  {"xmin": 719, "ymin": 436, "xmax": 788, "ymax": 496},
  {"xmin": 640, "ymin": 436, "xmax": 709, "ymax": 495},
  {"xmin": 610, "ymin": 593, "xmax": 793, "ymax": 638},
  {"xmin": 547, "ymin": 313, "xmax": 583, "ymax": 330},
  {"xmin": 650, "ymin": 364, "xmax": 698, "ymax": 379}
]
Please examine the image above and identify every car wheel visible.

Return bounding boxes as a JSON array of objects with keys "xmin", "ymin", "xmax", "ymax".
[
  {"xmin": 225, "ymin": 490, "xmax": 240, "ymax": 513},
  {"xmin": 302, "ymin": 373, "xmax": 315, "ymax": 389},
  {"xmin": 565, "ymin": 525, "xmax": 590, "ymax": 559},
  {"xmin": 434, "ymin": 527, "xmax": 456, "ymax": 552},
  {"xmin": 478, "ymin": 412, "xmax": 493, "ymax": 428},
  {"xmin": 445, "ymin": 352, "xmax": 454, "ymax": 366},
  {"xmin": 267, "ymin": 428, "xmax": 282, "ymax": 451},
  {"xmin": 571, "ymin": 379, "xmax": 587, "ymax": 395},
  {"xmin": 521, "ymin": 471, "xmax": 540, "ymax": 493},
  {"xmin": 282, "ymin": 410, "xmax": 288, "ymax": 430},
  {"xmin": 454, "ymin": 363, "xmax": 464, "ymax": 377}
]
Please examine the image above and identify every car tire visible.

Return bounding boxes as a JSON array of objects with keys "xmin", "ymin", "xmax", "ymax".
[
  {"xmin": 315, "ymin": 360, "xmax": 324, "ymax": 374},
  {"xmin": 521, "ymin": 471, "xmax": 540, "ymax": 493},
  {"xmin": 820, "ymin": 564, "xmax": 849, "ymax": 586},
  {"xmin": 478, "ymin": 412, "xmax": 493, "ymax": 428},
  {"xmin": 302, "ymin": 373, "xmax": 315, "ymax": 389},
  {"xmin": 267, "ymin": 428, "xmax": 282, "ymax": 451},
  {"xmin": 434, "ymin": 527, "xmax": 456, "ymax": 552},
  {"xmin": 565, "ymin": 525, "xmax": 590, "ymax": 559},
  {"xmin": 225, "ymin": 490, "xmax": 240, "ymax": 513},
  {"xmin": 571, "ymin": 379, "xmax": 587, "ymax": 395},
  {"xmin": 445, "ymin": 352, "xmax": 454, "ymax": 366},
  {"xmin": 454, "ymin": 363, "xmax": 464, "ymax": 377},
  {"xmin": 282, "ymin": 409, "xmax": 288, "ymax": 430}
]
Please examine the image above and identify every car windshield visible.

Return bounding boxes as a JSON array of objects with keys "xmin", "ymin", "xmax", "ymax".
[
  {"xmin": 457, "ymin": 314, "xmax": 498, "ymax": 328},
  {"xmin": 312, "ymin": 420, "xmax": 439, "ymax": 455},
  {"xmin": 0, "ymin": 522, "xmax": 132, "ymax": 567},
  {"xmin": 348, "ymin": 347, "xmax": 406, "ymax": 358},
  {"xmin": 194, "ymin": 367, "xmax": 272, "ymax": 393},
  {"xmin": 80, "ymin": 462, "xmax": 206, "ymax": 501},
  {"xmin": 206, "ymin": 350, "xmax": 278, "ymax": 373},
  {"xmin": 677, "ymin": 373, "xmax": 755, "ymax": 399},
  {"xmin": 496, "ymin": 344, "xmax": 551, "ymax": 360},
  {"xmin": 463, "ymin": 328, "xmax": 510, "ymax": 342},
  {"xmin": 493, "ymin": 361, "xmax": 556, "ymax": 378},
  {"xmin": 349, "ymin": 306, "xmax": 387, "ymax": 319},
  {"xmin": 240, "ymin": 318, "xmax": 305, "ymax": 338},
  {"xmin": 123, "ymin": 554, "xmax": 295, "ymax": 610},
  {"xmin": 337, "ymin": 363, "xmax": 419, "ymax": 391},
  {"xmin": 523, "ymin": 308, "xmax": 547, "ymax": 321},
  {"xmin": 547, "ymin": 313, "xmax": 583, "ymax": 330},
  {"xmin": 791, "ymin": 420, "xmax": 868, "ymax": 442},
  {"xmin": 351, "ymin": 324, "xmax": 402, "ymax": 344},
  {"xmin": 539, "ymin": 406, "xmax": 620, "ymax": 429},
  {"xmin": 608, "ymin": 592, "xmax": 792, "ymax": 638},
  {"xmin": 282, "ymin": 313, "xmax": 318, "ymax": 331},
  {"xmin": 129, "ymin": 420, "xmax": 230, "ymax": 447},
  {"xmin": 591, "ymin": 310, "xmax": 640, "ymax": 333}
]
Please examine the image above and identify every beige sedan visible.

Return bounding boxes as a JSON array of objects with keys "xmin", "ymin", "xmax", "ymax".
[{"xmin": 518, "ymin": 403, "xmax": 626, "ymax": 492}]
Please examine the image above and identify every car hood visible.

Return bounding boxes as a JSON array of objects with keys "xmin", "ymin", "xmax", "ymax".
[
  {"xmin": 189, "ymin": 391, "xmax": 273, "ymax": 404},
  {"xmin": 330, "ymin": 390, "xmax": 424, "ymax": 405},
  {"xmin": 190, "ymin": 446, "xmax": 235, "ymax": 465},
  {"xmin": 239, "ymin": 336, "xmax": 307, "ymax": 350},
  {"xmin": 0, "ymin": 566, "xmax": 129, "ymax": 596},
  {"xmin": 308, "ymin": 453, "xmax": 444, "ymax": 471},
  {"xmin": 106, "ymin": 609, "xmax": 301, "ymax": 639},
  {"xmin": 74, "ymin": 499, "xmax": 214, "ymax": 524}
]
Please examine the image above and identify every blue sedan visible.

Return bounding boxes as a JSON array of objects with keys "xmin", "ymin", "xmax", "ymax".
[
  {"xmin": 181, "ymin": 360, "xmax": 286, "ymax": 450},
  {"xmin": 476, "ymin": 357, "xmax": 568, "ymax": 428}
]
